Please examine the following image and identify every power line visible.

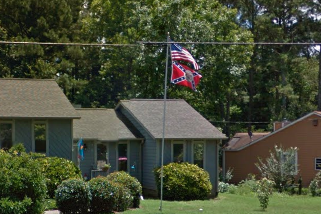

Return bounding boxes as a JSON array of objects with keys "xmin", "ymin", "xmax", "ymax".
[{"xmin": 0, "ymin": 40, "xmax": 320, "ymax": 47}]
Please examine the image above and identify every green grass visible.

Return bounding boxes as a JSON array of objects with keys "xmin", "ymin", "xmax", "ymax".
[{"xmin": 122, "ymin": 193, "xmax": 321, "ymax": 214}]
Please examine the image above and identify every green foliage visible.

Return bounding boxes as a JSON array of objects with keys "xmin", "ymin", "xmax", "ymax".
[
  {"xmin": 154, "ymin": 162, "xmax": 212, "ymax": 201},
  {"xmin": 0, "ymin": 197, "xmax": 32, "ymax": 214},
  {"xmin": 55, "ymin": 179, "xmax": 91, "ymax": 214},
  {"xmin": 107, "ymin": 171, "xmax": 142, "ymax": 208},
  {"xmin": 36, "ymin": 156, "xmax": 82, "ymax": 198},
  {"xmin": 218, "ymin": 182, "xmax": 230, "ymax": 193},
  {"xmin": 236, "ymin": 175, "xmax": 259, "ymax": 195},
  {"xmin": 309, "ymin": 171, "xmax": 321, "ymax": 197},
  {"xmin": 88, "ymin": 177, "xmax": 117, "ymax": 214},
  {"xmin": 112, "ymin": 182, "xmax": 133, "ymax": 212},
  {"xmin": 256, "ymin": 178, "xmax": 274, "ymax": 210},
  {"xmin": 256, "ymin": 145, "xmax": 298, "ymax": 192},
  {"xmin": 0, "ymin": 148, "xmax": 47, "ymax": 214}
]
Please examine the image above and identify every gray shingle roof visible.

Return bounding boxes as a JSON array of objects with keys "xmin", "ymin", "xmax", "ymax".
[
  {"xmin": 73, "ymin": 109, "xmax": 141, "ymax": 141},
  {"xmin": 118, "ymin": 99, "xmax": 227, "ymax": 139},
  {"xmin": 0, "ymin": 79, "xmax": 79, "ymax": 119}
]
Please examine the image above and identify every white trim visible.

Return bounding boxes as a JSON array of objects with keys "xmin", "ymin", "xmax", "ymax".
[
  {"xmin": 116, "ymin": 141, "xmax": 130, "ymax": 172},
  {"xmin": 192, "ymin": 140, "xmax": 206, "ymax": 169},
  {"xmin": 171, "ymin": 140, "xmax": 186, "ymax": 162},
  {"xmin": 32, "ymin": 120, "xmax": 49, "ymax": 156}
]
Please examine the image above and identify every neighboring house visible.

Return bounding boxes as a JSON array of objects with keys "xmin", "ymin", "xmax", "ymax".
[
  {"xmin": 224, "ymin": 112, "xmax": 321, "ymax": 187},
  {"xmin": 73, "ymin": 108, "xmax": 143, "ymax": 181},
  {"xmin": 0, "ymin": 79, "xmax": 79, "ymax": 159},
  {"xmin": 115, "ymin": 99, "xmax": 227, "ymax": 196}
]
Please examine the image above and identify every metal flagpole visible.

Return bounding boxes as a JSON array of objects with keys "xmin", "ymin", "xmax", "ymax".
[{"xmin": 159, "ymin": 33, "xmax": 170, "ymax": 212}]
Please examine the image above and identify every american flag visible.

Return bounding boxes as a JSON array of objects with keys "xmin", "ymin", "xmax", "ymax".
[
  {"xmin": 171, "ymin": 61, "xmax": 202, "ymax": 91},
  {"xmin": 171, "ymin": 43, "xmax": 200, "ymax": 70}
]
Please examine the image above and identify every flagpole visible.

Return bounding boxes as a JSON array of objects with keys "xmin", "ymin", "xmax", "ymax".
[{"xmin": 159, "ymin": 33, "xmax": 170, "ymax": 212}]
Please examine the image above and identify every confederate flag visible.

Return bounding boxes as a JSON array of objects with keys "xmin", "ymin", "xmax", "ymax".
[{"xmin": 171, "ymin": 61, "xmax": 202, "ymax": 91}]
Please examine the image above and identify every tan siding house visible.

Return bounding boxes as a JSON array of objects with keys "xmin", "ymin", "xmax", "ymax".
[{"xmin": 225, "ymin": 111, "xmax": 321, "ymax": 187}]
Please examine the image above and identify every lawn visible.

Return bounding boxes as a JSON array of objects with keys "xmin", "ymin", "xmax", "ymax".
[{"xmin": 122, "ymin": 193, "xmax": 321, "ymax": 214}]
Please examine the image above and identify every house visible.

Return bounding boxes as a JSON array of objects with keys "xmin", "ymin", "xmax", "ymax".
[
  {"xmin": 224, "ymin": 112, "xmax": 321, "ymax": 187},
  {"xmin": 72, "ymin": 108, "xmax": 143, "ymax": 180},
  {"xmin": 114, "ymin": 99, "xmax": 227, "ymax": 196},
  {"xmin": 0, "ymin": 79, "xmax": 79, "ymax": 159}
]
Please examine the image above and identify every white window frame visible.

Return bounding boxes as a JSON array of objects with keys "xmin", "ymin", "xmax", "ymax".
[
  {"xmin": 0, "ymin": 120, "xmax": 14, "ymax": 148},
  {"xmin": 315, "ymin": 158, "xmax": 321, "ymax": 170},
  {"xmin": 192, "ymin": 141, "xmax": 206, "ymax": 169},
  {"xmin": 32, "ymin": 120, "xmax": 49, "ymax": 156},
  {"xmin": 116, "ymin": 141, "xmax": 130, "ymax": 172},
  {"xmin": 171, "ymin": 141, "xmax": 186, "ymax": 163}
]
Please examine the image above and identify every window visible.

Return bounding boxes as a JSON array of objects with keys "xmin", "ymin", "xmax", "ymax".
[
  {"xmin": 172, "ymin": 143, "xmax": 184, "ymax": 163},
  {"xmin": 0, "ymin": 123, "xmax": 13, "ymax": 149},
  {"xmin": 315, "ymin": 158, "xmax": 321, "ymax": 170},
  {"xmin": 96, "ymin": 143, "xmax": 108, "ymax": 169},
  {"xmin": 281, "ymin": 151, "xmax": 298, "ymax": 175},
  {"xmin": 118, "ymin": 143, "xmax": 128, "ymax": 171},
  {"xmin": 193, "ymin": 142, "xmax": 205, "ymax": 168},
  {"xmin": 34, "ymin": 122, "xmax": 47, "ymax": 154}
]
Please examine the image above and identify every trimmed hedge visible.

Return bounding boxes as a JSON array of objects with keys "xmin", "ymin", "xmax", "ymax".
[
  {"xmin": 0, "ymin": 146, "xmax": 47, "ymax": 214},
  {"xmin": 88, "ymin": 177, "xmax": 117, "ymax": 214},
  {"xmin": 37, "ymin": 156, "xmax": 82, "ymax": 198},
  {"xmin": 154, "ymin": 162, "xmax": 212, "ymax": 201},
  {"xmin": 107, "ymin": 171, "xmax": 142, "ymax": 208},
  {"xmin": 55, "ymin": 179, "xmax": 91, "ymax": 214}
]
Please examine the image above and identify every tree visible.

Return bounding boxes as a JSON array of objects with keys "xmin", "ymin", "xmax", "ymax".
[{"xmin": 256, "ymin": 145, "xmax": 299, "ymax": 192}]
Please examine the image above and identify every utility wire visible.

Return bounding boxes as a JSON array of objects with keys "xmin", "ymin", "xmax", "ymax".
[{"xmin": 0, "ymin": 40, "xmax": 320, "ymax": 46}]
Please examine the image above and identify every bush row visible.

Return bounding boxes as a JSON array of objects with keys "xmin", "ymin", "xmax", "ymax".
[
  {"xmin": 55, "ymin": 171, "xmax": 142, "ymax": 214},
  {"xmin": 0, "ymin": 144, "xmax": 83, "ymax": 214}
]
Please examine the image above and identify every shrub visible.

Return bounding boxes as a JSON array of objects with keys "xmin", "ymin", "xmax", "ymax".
[
  {"xmin": 236, "ymin": 175, "xmax": 259, "ymax": 195},
  {"xmin": 218, "ymin": 182, "xmax": 230, "ymax": 193},
  {"xmin": 256, "ymin": 178, "xmax": 274, "ymax": 210},
  {"xmin": 37, "ymin": 156, "xmax": 82, "ymax": 198},
  {"xmin": 309, "ymin": 179, "xmax": 319, "ymax": 197},
  {"xmin": 107, "ymin": 171, "xmax": 142, "ymax": 208},
  {"xmin": 256, "ymin": 145, "xmax": 298, "ymax": 192},
  {"xmin": 154, "ymin": 162, "xmax": 212, "ymax": 201},
  {"xmin": 0, "ymin": 146, "xmax": 47, "ymax": 214},
  {"xmin": 227, "ymin": 184, "xmax": 238, "ymax": 194},
  {"xmin": 112, "ymin": 182, "xmax": 133, "ymax": 212},
  {"xmin": 55, "ymin": 179, "xmax": 91, "ymax": 214},
  {"xmin": 88, "ymin": 177, "xmax": 117, "ymax": 214}
]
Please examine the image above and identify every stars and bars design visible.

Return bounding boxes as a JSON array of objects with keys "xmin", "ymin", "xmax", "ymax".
[
  {"xmin": 171, "ymin": 43, "xmax": 200, "ymax": 70},
  {"xmin": 171, "ymin": 61, "xmax": 202, "ymax": 91}
]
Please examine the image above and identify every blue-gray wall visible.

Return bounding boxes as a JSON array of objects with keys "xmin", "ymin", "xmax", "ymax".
[
  {"xmin": 118, "ymin": 107, "xmax": 157, "ymax": 191},
  {"xmin": 14, "ymin": 119, "xmax": 73, "ymax": 159}
]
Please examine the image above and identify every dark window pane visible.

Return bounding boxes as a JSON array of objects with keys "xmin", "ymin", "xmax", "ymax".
[
  {"xmin": 35, "ymin": 124, "xmax": 46, "ymax": 153},
  {"xmin": 118, "ymin": 144, "xmax": 127, "ymax": 171},
  {"xmin": 0, "ymin": 123, "xmax": 12, "ymax": 149},
  {"xmin": 173, "ymin": 144, "xmax": 184, "ymax": 163},
  {"xmin": 97, "ymin": 144, "xmax": 107, "ymax": 161},
  {"xmin": 194, "ymin": 143, "xmax": 204, "ymax": 168}
]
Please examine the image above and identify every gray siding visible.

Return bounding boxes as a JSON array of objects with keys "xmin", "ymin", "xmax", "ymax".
[
  {"xmin": 49, "ymin": 119, "xmax": 73, "ymax": 159},
  {"xmin": 119, "ymin": 107, "xmax": 156, "ymax": 190},
  {"xmin": 77, "ymin": 141, "xmax": 96, "ymax": 178},
  {"xmin": 108, "ymin": 142, "xmax": 117, "ymax": 172},
  {"xmin": 15, "ymin": 119, "xmax": 32, "ymax": 152},
  {"xmin": 205, "ymin": 140, "xmax": 219, "ymax": 195},
  {"xmin": 129, "ymin": 140, "xmax": 141, "ymax": 182}
]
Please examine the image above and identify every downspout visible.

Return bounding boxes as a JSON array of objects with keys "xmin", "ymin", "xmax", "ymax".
[{"xmin": 140, "ymin": 139, "xmax": 145, "ymax": 187}]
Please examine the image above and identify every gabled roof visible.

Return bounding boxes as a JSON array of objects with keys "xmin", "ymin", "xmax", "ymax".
[
  {"xmin": 0, "ymin": 78, "xmax": 79, "ymax": 119},
  {"xmin": 116, "ymin": 99, "xmax": 227, "ymax": 139},
  {"xmin": 73, "ymin": 108, "xmax": 142, "ymax": 141},
  {"xmin": 225, "ymin": 132, "xmax": 270, "ymax": 150},
  {"xmin": 225, "ymin": 111, "xmax": 321, "ymax": 151}
]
